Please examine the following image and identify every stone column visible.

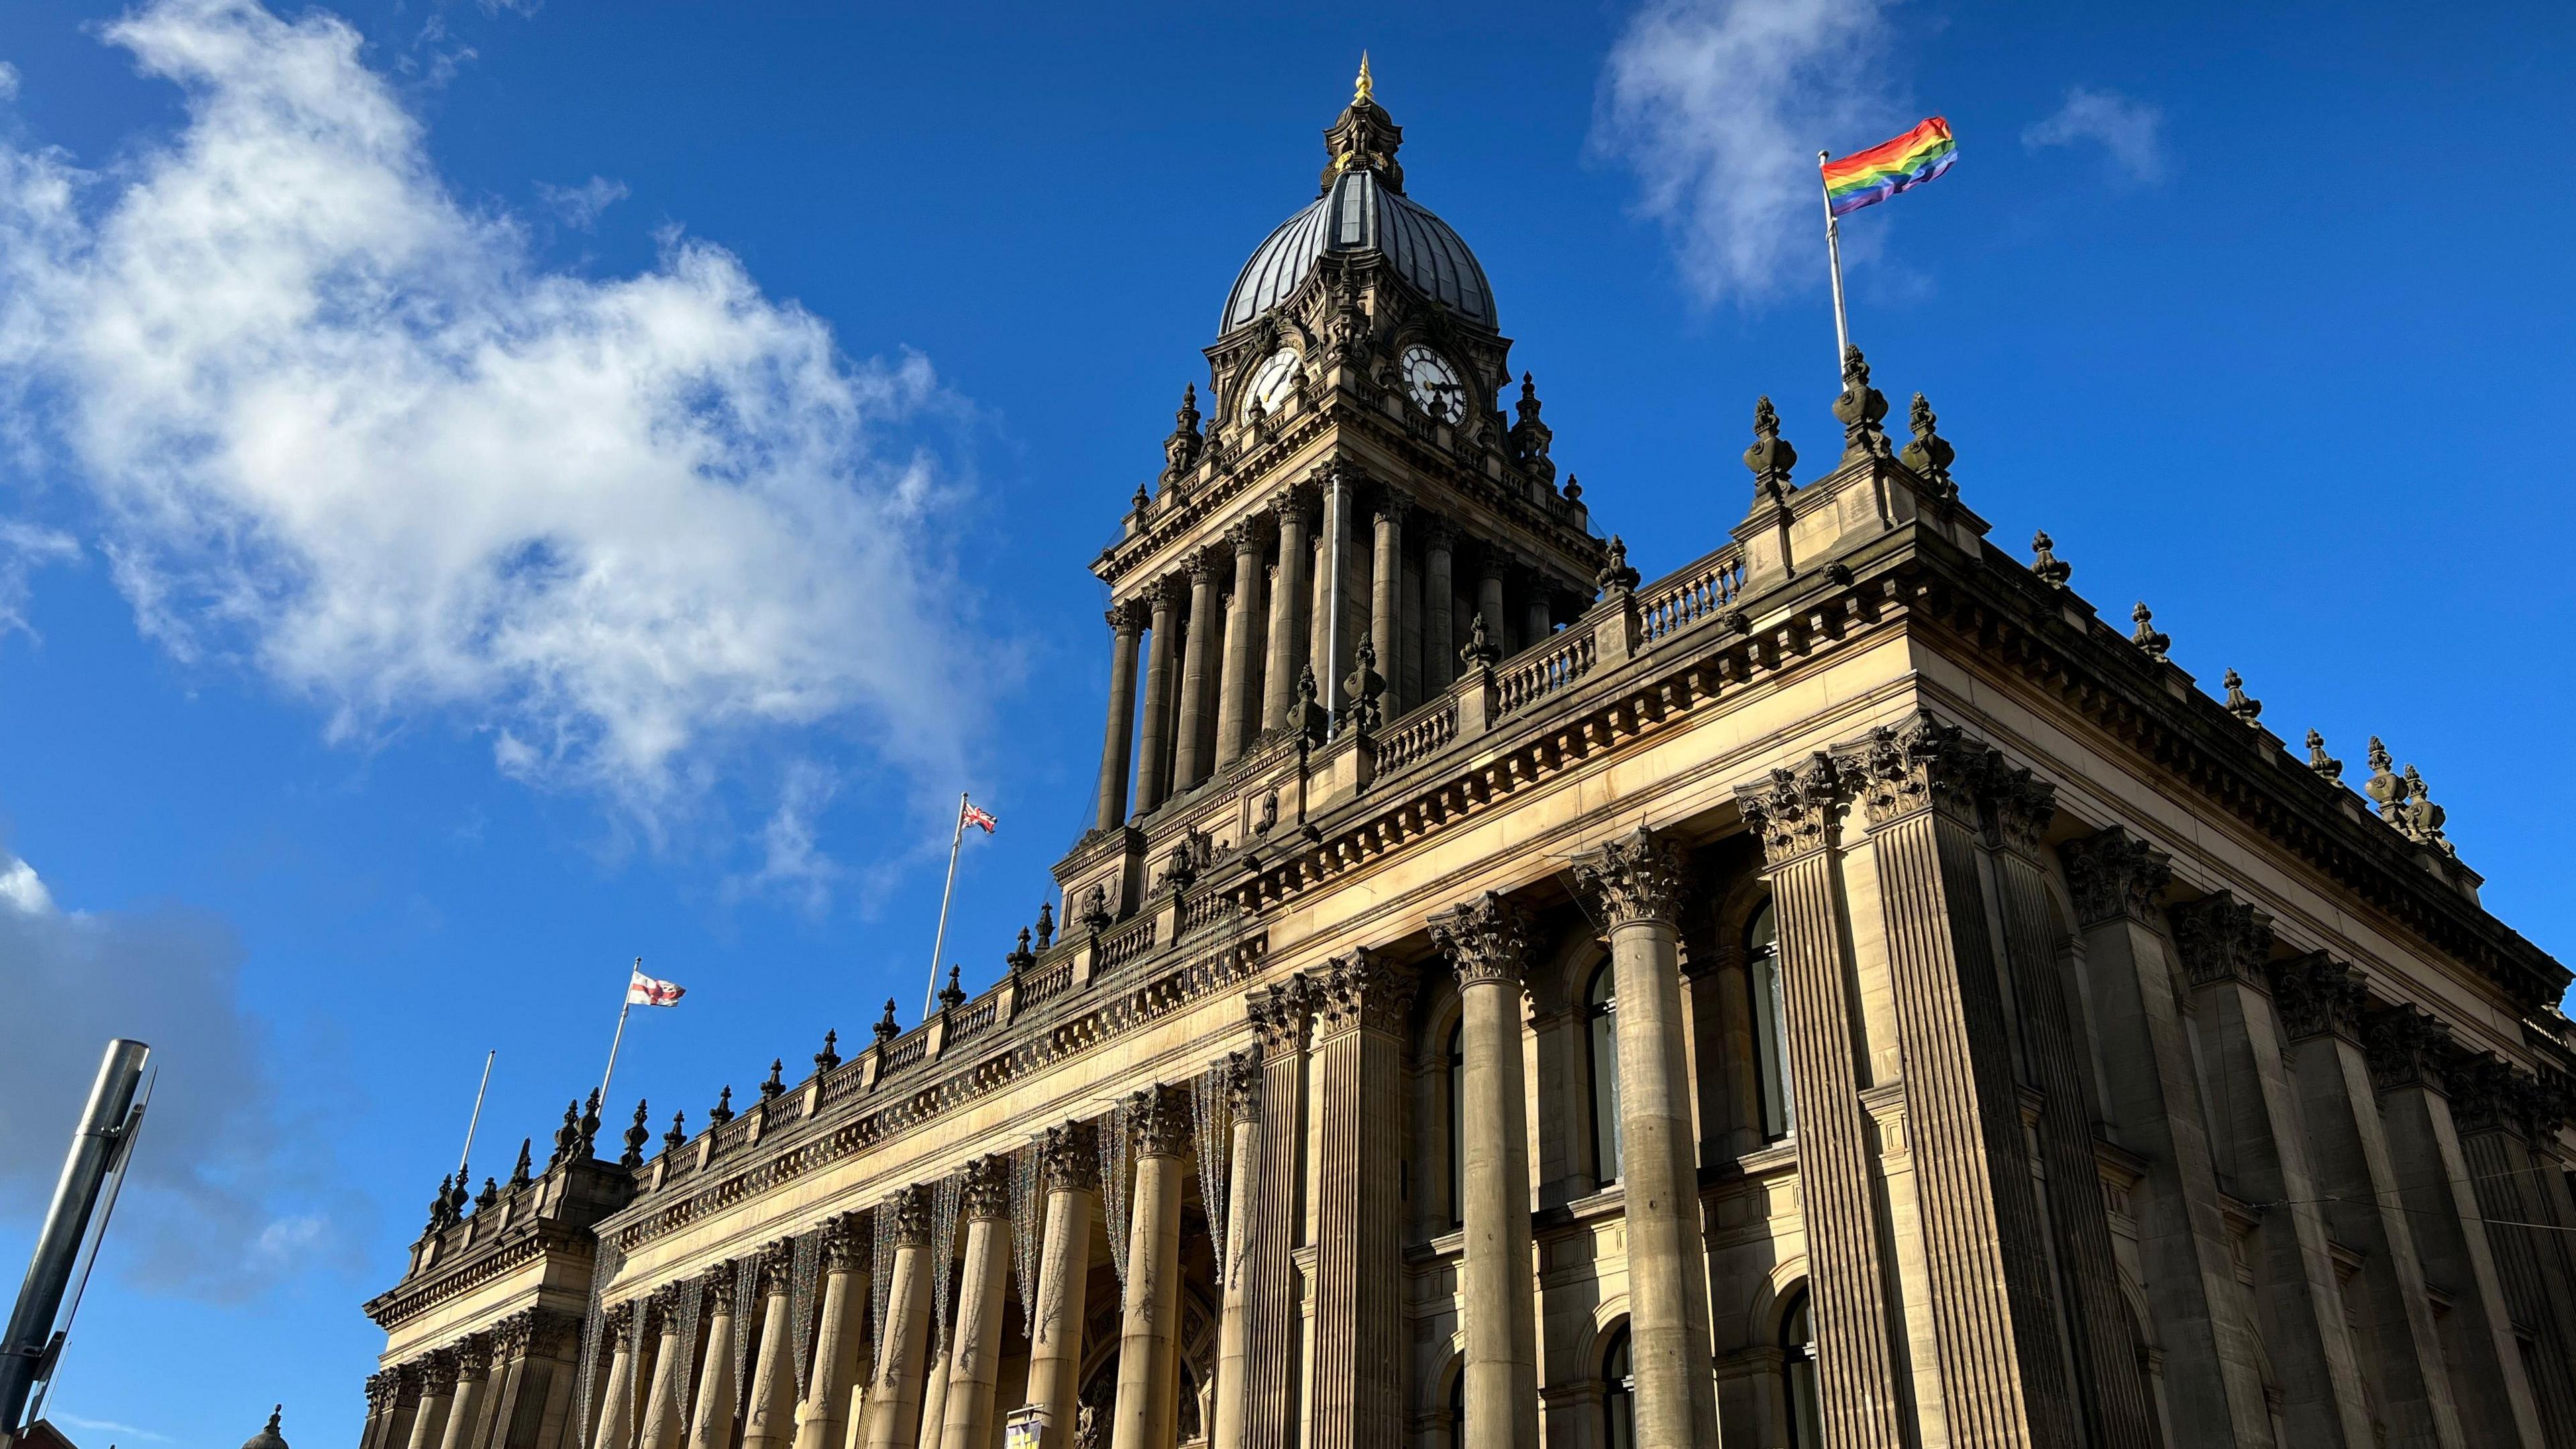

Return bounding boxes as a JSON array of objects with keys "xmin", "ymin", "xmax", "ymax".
[
  {"xmin": 1306, "ymin": 953, "xmax": 1415, "ymax": 1449},
  {"xmin": 863, "ymin": 1188, "xmax": 937, "ymax": 1449},
  {"xmin": 1980, "ymin": 765, "xmax": 2156, "ymax": 1449},
  {"xmin": 2059, "ymin": 828, "xmax": 2273, "ymax": 1446},
  {"xmin": 637, "ymin": 1289, "xmax": 689, "ymax": 1449},
  {"xmin": 1095, "ymin": 604, "xmax": 1145, "ymax": 832},
  {"xmin": 1134, "ymin": 578, "xmax": 1183, "ymax": 816},
  {"xmin": 941, "ymin": 1159, "xmax": 1014, "ymax": 1449},
  {"xmin": 688, "ymin": 1263, "xmax": 742, "ymax": 1449},
  {"xmin": 743, "ymin": 1249, "xmax": 799, "ymax": 1449},
  {"xmin": 1240, "ymin": 976, "xmax": 1316, "ymax": 1449},
  {"xmin": 1216, "ymin": 521, "xmax": 1267, "ymax": 768},
  {"xmin": 1111, "ymin": 1088, "xmax": 1191, "ymax": 1449},
  {"xmin": 1475, "ymin": 554, "xmax": 1507, "ymax": 657},
  {"xmin": 2170, "ymin": 892, "xmax": 2373, "ymax": 1447},
  {"xmin": 1737, "ymin": 757, "xmax": 1907, "ymax": 1445},
  {"xmin": 1430, "ymin": 894, "xmax": 1540, "ymax": 1449},
  {"xmin": 1420, "ymin": 517, "xmax": 1456, "ymax": 696},
  {"xmin": 1173, "ymin": 553, "xmax": 1225, "ymax": 790},
  {"xmin": 1210, "ymin": 1056, "xmax": 1264, "ymax": 1449},
  {"xmin": 1570, "ymin": 828, "xmax": 1718, "ymax": 1449},
  {"xmin": 2450, "ymin": 1060, "xmax": 2576, "ymax": 1442},
  {"xmin": 794, "ymin": 1216, "xmax": 873, "ymax": 1449},
  {"xmin": 362, "ymin": 1371, "xmax": 403, "ymax": 1449},
  {"xmin": 1368, "ymin": 492, "xmax": 1407, "ymax": 716},
  {"xmin": 587, "ymin": 1305, "xmax": 638, "ymax": 1449},
  {"xmin": 1263, "ymin": 488, "xmax": 1313, "ymax": 733},
  {"xmin": 407, "ymin": 1351, "xmax": 458, "ymax": 1449},
  {"xmin": 1519, "ymin": 568, "xmax": 1550, "ymax": 649},
  {"xmin": 1026, "ymin": 1122, "xmax": 1099, "ymax": 1449},
  {"xmin": 2269, "ymin": 956, "xmax": 2467, "ymax": 1448},
  {"xmin": 437, "ymin": 1342, "xmax": 489, "ymax": 1449}
]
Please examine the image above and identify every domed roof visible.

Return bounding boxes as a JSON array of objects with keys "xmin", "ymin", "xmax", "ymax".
[
  {"xmin": 243, "ymin": 1406, "xmax": 288, "ymax": 1449},
  {"xmin": 1218, "ymin": 58, "xmax": 1496, "ymax": 336}
]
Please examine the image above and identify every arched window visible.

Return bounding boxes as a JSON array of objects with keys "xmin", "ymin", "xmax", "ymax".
[
  {"xmin": 1446, "ymin": 1018, "xmax": 1466, "ymax": 1228},
  {"xmin": 1782, "ymin": 1288, "xmax": 1822, "ymax": 1449},
  {"xmin": 1585, "ymin": 963, "xmax": 1621, "ymax": 1187},
  {"xmin": 1747, "ymin": 901, "xmax": 1794, "ymax": 1140},
  {"xmin": 1448, "ymin": 1361, "xmax": 1466, "ymax": 1449},
  {"xmin": 1601, "ymin": 1325, "xmax": 1635, "ymax": 1449}
]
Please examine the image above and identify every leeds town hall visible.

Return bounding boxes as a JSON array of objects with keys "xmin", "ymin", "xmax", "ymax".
[{"xmin": 356, "ymin": 73, "xmax": 2576, "ymax": 1449}]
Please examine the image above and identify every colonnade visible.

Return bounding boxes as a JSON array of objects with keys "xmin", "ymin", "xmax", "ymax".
[{"xmin": 1093, "ymin": 480, "xmax": 1565, "ymax": 831}]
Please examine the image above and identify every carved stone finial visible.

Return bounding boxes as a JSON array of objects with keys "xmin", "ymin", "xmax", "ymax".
[
  {"xmin": 1596, "ymin": 535, "xmax": 1641, "ymax": 594},
  {"xmin": 708, "ymin": 1085, "xmax": 734, "ymax": 1127},
  {"xmin": 425, "ymin": 1172, "xmax": 455, "ymax": 1234},
  {"xmin": 2059, "ymin": 827, "xmax": 2173, "ymax": 928},
  {"xmin": 621, "ymin": 1099, "xmax": 651, "ymax": 1168},
  {"xmin": 1008, "ymin": 926, "xmax": 1036, "ymax": 973},
  {"xmin": 2221, "ymin": 669, "xmax": 2263, "ymax": 727},
  {"xmin": 1831, "ymin": 345, "xmax": 1892, "ymax": 462},
  {"xmin": 1323, "ymin": 52, "xmax": 1405, "ymax": 193},
  {"xmin": 663, "ymin": 1110, "xmax": 687, "ymax": 1154},
  {"xmin": 1035, "ymin": 902, "xmax": 1056, "ymax": 951},
  {"xmin": 2029, "ymin": 530, "xmax": 2071, "ymax": 588},
  {"xmin": 1735, "ymin": 752, "xmax": 1847, "ymax": 865},
  {"xmin": 2129, "ymin": 602, "xmax": 2169, "ymax": 660},
  {"xmin": 2361, "ymin": 736, "xmax": 2402, "ymax": 820},
  {"xmin": 1430, "ymin": 891, "xmax": 1531, "ymax": 988},
  {"xmin": 1564, "ymin": 474, "xmax": 1582, "ymax": 502},
  {"xmin": 814, "ymin": 1029, "xmax": 841, "ymax": 1074},
  {"xmin": 474, "ymin": 1175, "xmax": 500, "ymax": 1212},
  {"xmin": 1163, "ymin": 384, "xmax": 1203, "ymax": 481},
  {"xmin": 1342, "ymin": 638, "xmax": 1385, "ymax": 730},
  {"xmin": 1570, "ymin": 824, "xmax": 1688, "ymax": 928},
  {"xmin": 2399, "ymin": 766, "xmax": 2453, "ymax": 855},
  {"xmin": 1081, "ymin": 882, "xmax": 1113, "ymax": 934},
  {"xmin": 548, "ymin": 1099, "xmax": 582, "ymax": 1167},
  {"xmin": 755, "ymin": 1059, "xmax": 783, "ymax": 1102},
  {"xmin": 507, "ymin": 1137, "xmax": 532, "ymax": 1189},
  {"xmin": 1458, "ymin": 612, "xmax": 1501, "ymax": 669},
  {"xmin": 580, "ymin": 1089, "xmax": 602, "ymax": 1152},
  {"xmin": 1510, "ymin": 372, "xmax": 1555, "ymax": 480},
  {"xmin": 873, "ymin": 998, "xmax": 901, "ymax": 1044},
  {"xmin": 1743, "ymin": 394, "xmax": 1799, "ymax": 498},
  {"xmin": 1897, "ymin": 391, "xmax": 1955, "ymax": 496},
  {"xmin": 2305, "ymin": 730, "xmax": 2343, "ymax": 782},
  {"xmin": 939, "ymin": 964, "xmax": 967, "ymax": 1010}
]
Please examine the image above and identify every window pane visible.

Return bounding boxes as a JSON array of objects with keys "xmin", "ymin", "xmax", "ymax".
[{"xmin": 1748, "ymin": 902, "xmax": 1794, "ymax": 1140}]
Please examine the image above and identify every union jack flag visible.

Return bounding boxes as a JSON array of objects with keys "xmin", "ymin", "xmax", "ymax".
[{"xmin": 961, "ymin": 800, "xmax": 998, "ymax": 834}]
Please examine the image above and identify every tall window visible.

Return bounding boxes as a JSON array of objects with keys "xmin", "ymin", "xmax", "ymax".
[
  {"xmin": 1585, "ymin": 963, "xmax": 1621, "ymax": 1187},
  {"xmin": 1446, "ymin": 1018, "xmax": 1466, "ymax": 1228},
  {"xmin": 1448, "ymin": 1362, "xmax": 1466, "ymax": 1449},
  {"xmin": 1601, "ymin": 1326, "xmax": 1635, "ymax": 1449},
  {"xmin": 1782, "ymin": 1288, "xmax": 1823, "ymax": 1449},
  {"xmin": 1746, "ymin": 901, "xmax": 1794, "ymax": 1140}
]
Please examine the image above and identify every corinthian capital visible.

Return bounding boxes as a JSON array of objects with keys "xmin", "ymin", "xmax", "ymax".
[
  {"xmin": 604, "ymin": 1299, "xmax": 637, "ymax": 1337},
  {"xmin": 1040, "ymin": 1120, "xmax": 1101, "ymax": 1193},
  {"xmin": 1429, "ymin": 892, "xmax": 1531, "ymax": 988},
  {"xmin": 422, "ymin": 1348, "xmax": 460, "ymax": 1393},
  {"xmin": 884, "ymin": 1184, "xmax": 934, "ymax": 1247},
  {"xmin": 1979, "ymin": 763, "xmax": 2057, "ymax": 857},
  {"xmin": 2169, "ymin": 892, "xmax": 2273, "ymax": 989},
  {"xmin": 1128, "ymin": 1085, "xmax": 1192, "ymax": 1159},
  {"xmin": 2267, "ymin": 953, "xmax": 2365, "ymax": 1042},
  {"xmin": 1735, "ymin": 753, "xmax": 1847, "ymax": 866},
  {"xmin": 1850, "ymin": 709, "xmax": 1985, "ymax": 827},
  {"xmin": 1311, "ymin": 951, "xmax": 1417, "ymax": 1038},
  {"xmin": 2362, "ymin": 1006, "xmax": 2450, "ymax": 1094},
  {"xmin": 2059, "ymin": 827, "xmax": 2171, "ymax": 928},
  {"xmin": 1570, "ymin": 826, "xmax": 1688, "ymax": 928},
  {"xmin": 1246, "ymin": 972, "xmax": 1314, "ymax": 1054},
  {"xmin": 1222, "ymin": 1048, "xmax": 1263, "ymax": 1122},
  {"xmin": 825, "ymin": 1212, "xmax": 868, "ymax": 1271},
  {"xmin": 960, "ymin": 1155, "xmax": 1012, "ymax": 1220}
]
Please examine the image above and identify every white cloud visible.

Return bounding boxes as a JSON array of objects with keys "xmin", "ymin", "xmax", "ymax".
[
  {"xmin": 0, "ymin": 852, "xmax": 52, "ymax": 912},
  {"xmin": 0, "ymin": 0, "xmax": 994, "ymax": 822},
  {"xmin": 0, "ymin": 519, "xmax": 76, "ymax": 637},
  {"xmin": 0, "ymin": 62, "xmax": 19, "ymax": 103},
  {"xmin": 53, "ymin": 1415, "xmax": 172, "ymax": 1444},
  {"xmin": 1595, "ymin": 0, "xmax": 1905, "ymax": 305},
  {"xmin": 2023, "ymin": 85, "xmax": 2167, "ymax": 183},
  {"xmin": 536, "ymin": 174, "xmax": 629, "ymax": 230},
  {"xmin": 726, "ymin": 757, "xmax": 845, "ymax": 913}
]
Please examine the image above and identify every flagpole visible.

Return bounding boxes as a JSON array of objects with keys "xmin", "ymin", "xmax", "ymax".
[
  {"xmin": 924, "ymin": 793, "xmax": 969, "ymax": 1018},
  {"xmin": 1819, "ymin": 150, "xmax": 1852, "ymax": 386},
  {"xmin": 456, "ymin": 1049, "xmax": 494, "ymax": 1185},
  {"xmin": 599, "ymin": 957, "xmax": 639, "ymax": 1110}
]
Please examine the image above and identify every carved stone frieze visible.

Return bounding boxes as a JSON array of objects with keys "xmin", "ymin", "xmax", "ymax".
[
  {"xmin": 1569, "ymin": 825, "xmax": 1688, "ymax": 928},
  {"xmin": 1733, "ymin": 752, "xmax": 1846, "ymax": 866},
  {"xmin": 1428, "ymin": 890, "xmax": 1530, "ymax": 988},
  {"xmin": 1311, "ymin": 950, "xmax": 1417, "ymax": 1038},
  {"xmin": 2267, "ymin": 953, "xmax": 2365, "ymax": 1042},
  {"xmin": 2169, "ymin": 892, "xmax": 2275, "ymax": 990},
  {"xmin": 2059, "ymin": 828, "xmax": 2173, "ymax": 928},
  {"xmin": 1128, "ymin": 1085, "xmax": 1192, "ymax": 1159},
  {"xmin": 961, "ymin": 1155, "xmax": 1012, "ymax": 1220},
  {"xmin": 2362, "ymin": 1006, "xmax": 2451, "ymax": 1095},
  {"xmin": 1040, "ymin": 1120, "xmax": 1102, "ymax": 1193},
  {"xmin": 1246, "ymin": 972, "xmax": 1315, "ymax": 1055},
  {"xmin": 1851, "ymin": 708, "xmax": 1984, "ymax": 828}
]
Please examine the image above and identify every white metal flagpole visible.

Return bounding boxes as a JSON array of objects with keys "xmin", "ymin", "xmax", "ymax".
[
  {"xmin": 1819, "ymin": 149, "xmax": 1853, "ymax": 388},
  {"xmin": 924, "ymin": 793, "xmax": 969, "ymax": 1018},
  {"xmin": 598, "ymin": 958, "xmax": 639, "ymax": 1110},
  {"xmin": 457, "ymin": 1049, "xmax": 495, "ymax": 1183}
]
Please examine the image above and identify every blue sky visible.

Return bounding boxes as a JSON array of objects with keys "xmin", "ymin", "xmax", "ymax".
[{"xmin": 0, "ymin": 0, "xmax": 2569, "ymax": 1441}]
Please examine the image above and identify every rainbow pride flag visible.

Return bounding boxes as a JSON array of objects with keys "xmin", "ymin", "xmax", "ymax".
[{"xmin": 1823, "ymin": 117, "xmax": 1957, "ymax": 217}]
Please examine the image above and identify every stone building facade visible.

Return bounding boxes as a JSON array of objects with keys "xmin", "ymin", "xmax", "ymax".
[{"xmin": 358, "ymin": 68, "xmax": 2576, "ymax": 1449}]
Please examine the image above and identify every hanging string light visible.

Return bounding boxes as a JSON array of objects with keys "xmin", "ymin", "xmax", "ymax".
[
  {"xmin": 1100, "ymin": 1097, "xmax": 1134, "ymax": 1287},
  {"xmin": 869, "ymin": 1201, "xmax": 898, "ymax": 1387},
  {"xmin": 570, "ymin": 1238, "xmax": 623, "ymax": 1449},
  {"xmin": 731, "ymin": 1254, "xmax": 761, "ymax": 1402},
  {"xmin": 1189, "ymin": 1063, "xmax": 1232, "ymax": 1262},
  {"xmin": 789, "ymin": 1228, "xmax": 824, "ymax": 1398},
  {"xmin": 926, "ymin": 1173, "xmax": 964, "ymax": 1356},
  {"xmin": 672, "ymin": 1273, "xmax": 707, "ymax": 1419},
  {"xmin": 1010, "ymin": 1144, "xmax": 1044, "ymax": 1325}
]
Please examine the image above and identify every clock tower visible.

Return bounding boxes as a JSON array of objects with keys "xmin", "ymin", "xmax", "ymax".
[{"xmin": 1062, "ymin": 58, "xmax": 1611, "ymax": 924}]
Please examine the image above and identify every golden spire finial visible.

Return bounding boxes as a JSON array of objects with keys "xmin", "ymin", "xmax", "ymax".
[{"xmin": 1354, "ymin": 52, "xmax": 1374, "ymax": 106}]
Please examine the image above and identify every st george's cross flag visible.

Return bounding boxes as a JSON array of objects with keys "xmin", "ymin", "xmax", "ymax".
[
  {"xmin": 961, "ymin": 800, "xmax": 999, "ymax": 834},
  {"xmin": 627, "ymin": 968, "xmax": 686, "ymax": 1006}
]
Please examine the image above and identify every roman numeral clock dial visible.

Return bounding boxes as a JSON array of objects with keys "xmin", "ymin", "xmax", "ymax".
[{"xmin": 1399, "ymin": 343, "xmax": 1468, "ymax": 423}]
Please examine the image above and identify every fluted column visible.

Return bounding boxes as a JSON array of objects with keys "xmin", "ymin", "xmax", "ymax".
[
  {"xmin": 589, "ymin": 1307, "xmax": 639, "ymax": 1449},
  {"xmin": 1111, "ymin": 1089, "xmax": 1190, "ymax": 1449},
  {"xmin": 1240, "ymin": 977, "xmax": 1316, "ymax": 1449},
  {"xmin": 1368, "ymin": 492, "xmax": 1407, "ymax": 716},
  {"xmin": 1571, "ymin": 828, "xmax": 1717, "ymax": 1449},
  {"xmin": 1431, "ymin": 894, "xmax": 1540, "ymax": 1449},
  {"xmin": 2060, "ymin": 828, "xmax": 2273, "ymax": 1446},
  {"xmin": 362, "ymin": 1372, "xmax": 404, "ymax": 1449},
  {"xmin": 1475, "ymin": 554, "xmax": 1507, "ymax": 657},
  {"xmin": 1095, "ymin": 604, "xmax": 1145, "ymax": 831},
  {"xmin": 1026, "ymin": 1123, "xmax": 1099, "ymax": 1449},
  {"xmin": 1306, "ymin": 953, "xmax": 1415, "ymax": 1449},
  {"xmin": 941, "ymin": 1159, "xmax": 1014, "ymax": 1449},
  {"xmin": 1210, "ymin": 1058, "xmax": 1263, "ymax": 1449},
  {"xmin": 436, "ymin": 1342, "xmax": 488, "ymax": 1449},
  {"xmin": 1263, "ymin": 488, "xmax": 1313, "ymax": 733},
  {"xmin": 743, "ymin": 1250, "xmax": 798, "ymax": 1449},
  {"xmin": 637, "ymin": 1289, "xmax": 688, "ymax": 1449},
  {"xmin": 1173, "ymin": 553, "xmax": 1224, "ymax": 790},
  {"xmin": 407, "ymin": 1352, "xmax": 458, "ymax": 1449},
  {"xmin": 1134, "ymin": 579, "xmax": 1183, "ymax": 816},
  {"xmin": 863, "ymin": 1188, "xmax": 936, "ymax": 1449},
  {"xmin": 1216, "ymin": 521, "xmax": 1267, "ymax": 767},
  {"xmin": 1420, "ymin": 517, "xmax": 1455, "ymax": 695},
  {"xmin": 793, "ymin": 1216, "xmax": 872, "ymax": 1449},
  {"xmin": 1980, "ymin": 766, "xmax": 2155, "ymax": 1449},
  {"xmin": 688, "ymin": 1263, "xmax": 742, "ymax": 1449}
]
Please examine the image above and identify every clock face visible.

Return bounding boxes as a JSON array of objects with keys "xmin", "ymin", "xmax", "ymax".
[
  {"xmin": 1400, "ymin": 344, "xmax": 1468, "ymax": 423},
  {"xmin": 1242, "ymin": 349, "xmax": 1299, "ymax": 423}
]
